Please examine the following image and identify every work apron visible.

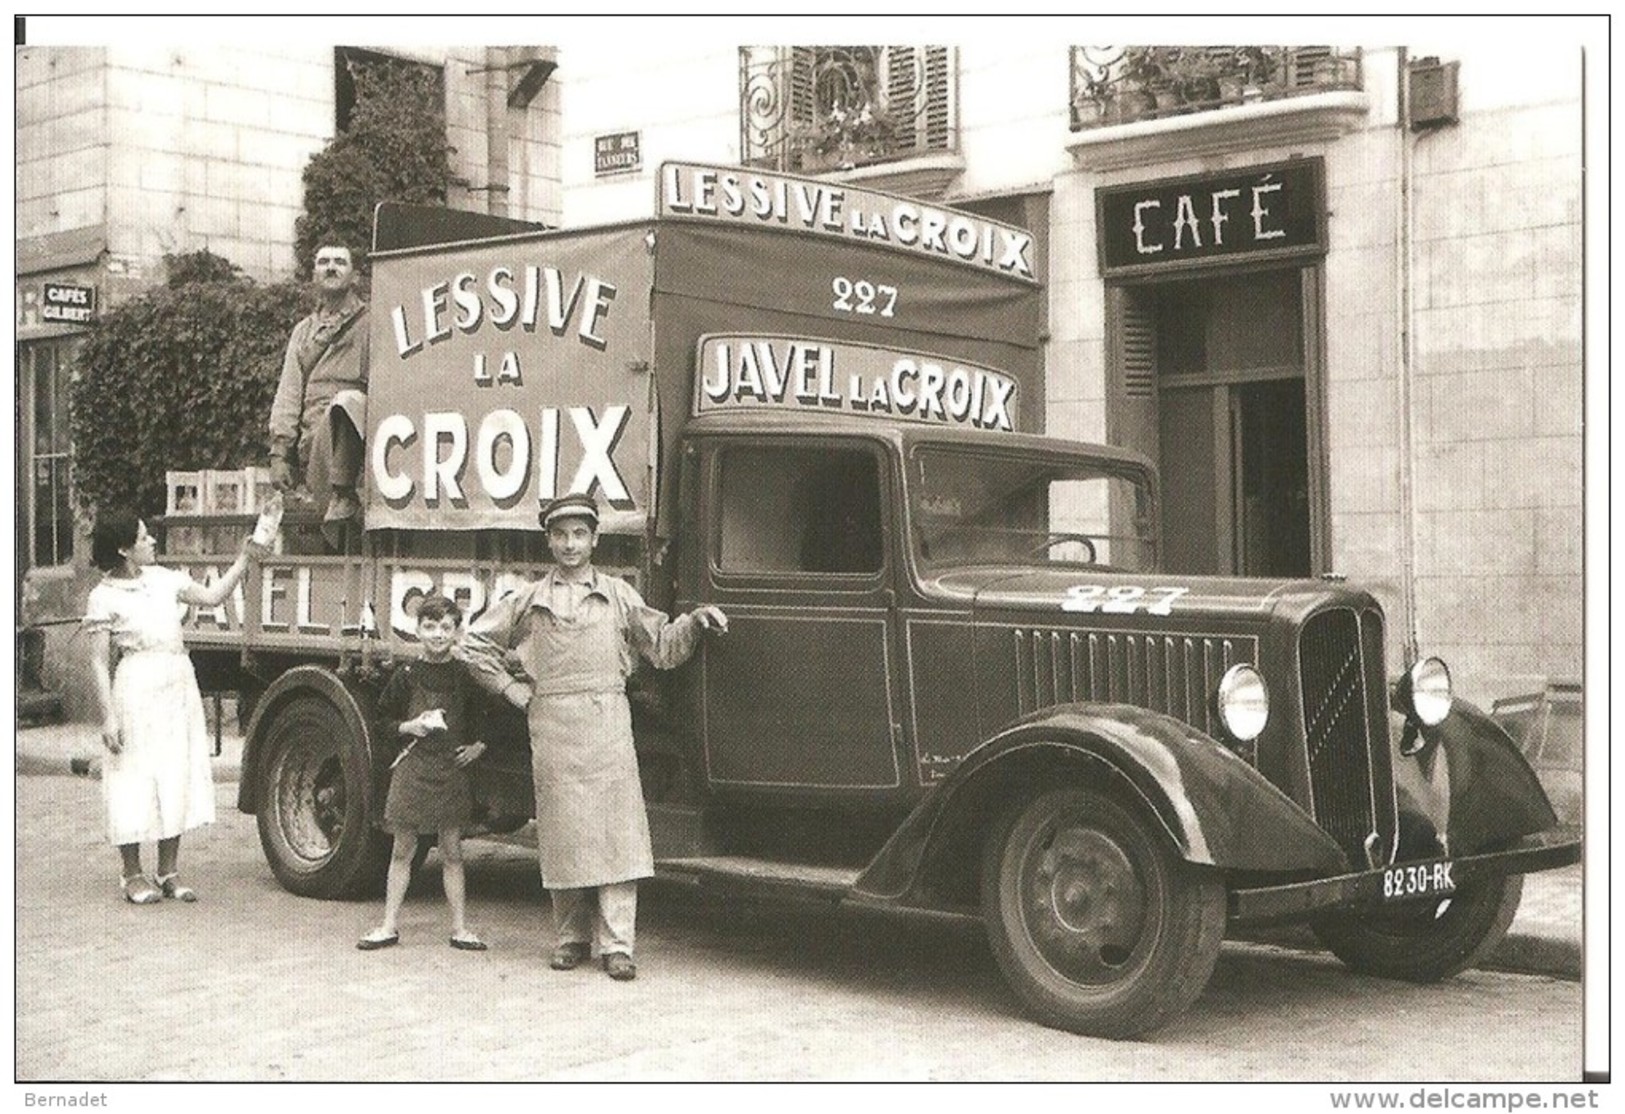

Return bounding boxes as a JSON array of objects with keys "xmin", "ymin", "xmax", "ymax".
[{"xmin": 525, "ymin": 588, "xmax": 653, "ymax": 889}]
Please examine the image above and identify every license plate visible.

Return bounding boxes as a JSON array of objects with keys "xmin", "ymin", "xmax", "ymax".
[{"xmin": 1381, "ymin": 860, "xmax": 1457, "ymax": 903}]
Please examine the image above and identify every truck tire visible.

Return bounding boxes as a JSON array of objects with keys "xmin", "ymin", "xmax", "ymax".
[
  {"xmin": 1310, "ymin": 873, "xmax": 1523, "ymax": 982},
  {"xmin": 981, "ymin": 785, "xmax": 1226, "ymax": 1039},
  {"xmin": 255, "ymin": 694, "xmax": 391, "ymax": 899}
]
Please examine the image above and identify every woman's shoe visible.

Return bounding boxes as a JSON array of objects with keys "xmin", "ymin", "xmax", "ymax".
[
  {"xmin": 155, "ymin": 873, "xmax": 198, "ymax": 902},
  {"xmin": 356, "ymin": 928, "xmax": 400, "ymax": 951},
  {"xmin": 449, "ymin": 931, "xmax": 488, "ymax": 952},
  {"xmin": 121, "ymin": 874, "xmax": 161, "ymax": 905}
]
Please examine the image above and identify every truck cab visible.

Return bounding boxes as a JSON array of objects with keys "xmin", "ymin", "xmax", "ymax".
[{"xmin": 174, "ymin": 163, "xmax": 1579, "ymax": 1039}]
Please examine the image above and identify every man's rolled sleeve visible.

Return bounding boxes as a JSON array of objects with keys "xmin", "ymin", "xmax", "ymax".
[
  {"xmin": 622, "ymin": 582, "xmax": 700, "ymax": 670},
  {"xmin": 458, "ymin": 589, "xmax": 533, "ymax": 697}
]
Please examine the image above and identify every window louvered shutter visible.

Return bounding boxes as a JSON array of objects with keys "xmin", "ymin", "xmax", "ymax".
[
  {"xmin": 1288, "ymin": 46, "xmax": 1334, "ymax": 89},
  {"xmin": 886, "ymin": 46, "xmax": 921, "ymax": 152},
  {"xmin": 884, "ymin": 46, "xmax": 951, "ymax": 156},
  {"xmin": 1107, "ymin": 285, "xmax": 1160, "ymax": 465},
  {"xmin": 1122, "ymin": 296, "xmax": 1157, "ymax": 400},
  {"xmin": 788, "ymin": 46, "xmax": 818, "ymax": 170},
  {"xmin": 922, "ymin": 46, "xmax": 951, "ymax": 152}
]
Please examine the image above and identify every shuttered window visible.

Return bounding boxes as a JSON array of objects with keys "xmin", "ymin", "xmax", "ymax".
[
  {"xmin": 1106, "ymin": 286, "xmax": 1161, "ymax": 466},
  {"xmin": 1287, "ymin": 46, "xmax": 1337, "ymax": 90},
  {"xmin": 1104, "ymin": 268, "xmax": 1328, "ymax": 577},
  {"xmin": 745, "ymin": 46, "xmax": 955, "ymax": 172},
  {"xmin": 19, "ymin": 338, "xmax": 77, "ymax": 570},
  {"xmin": 884, "ymin": 46, "xmax": 952, "ymax": 156}
]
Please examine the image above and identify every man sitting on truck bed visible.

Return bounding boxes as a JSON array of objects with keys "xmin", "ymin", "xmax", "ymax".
[{"xmin": 267, "ymin": 241, "xmax": 370, "ymax": 542}]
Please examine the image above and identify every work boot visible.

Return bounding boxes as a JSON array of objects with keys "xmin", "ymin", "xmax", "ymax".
[
  {"xmin": 324, "ymin": 488, "xmax": 360, "ymax": 523},
  {"xmin": 549, "ymin": 942, "xmax": 591, "ymax": 971},
  {"xmin": 320, "ymin": 489, "xmax": 360, "ymax": 551}
]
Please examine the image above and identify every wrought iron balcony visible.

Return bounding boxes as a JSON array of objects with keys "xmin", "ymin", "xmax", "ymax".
[
  {"xmin": 740, "ymin": 46, "xmax": 956, "ymax": 174},
  {"xmin": 1069, "ymin": 46, "xmax": 1362, "ymax": 131}
]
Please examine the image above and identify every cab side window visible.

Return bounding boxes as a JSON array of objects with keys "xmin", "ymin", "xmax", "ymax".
[{"xmin": 719, "ymin": 446, "xmax": 883, "ymax": 575}]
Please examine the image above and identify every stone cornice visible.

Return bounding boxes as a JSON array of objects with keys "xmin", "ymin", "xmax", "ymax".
[
  {"xmin": 818, "ymin": 151, "xmax": 966, "ymax": 200},
  {"xmin": 1067, "ymin": 92, "xmax": 1372, "ymax": 173}
]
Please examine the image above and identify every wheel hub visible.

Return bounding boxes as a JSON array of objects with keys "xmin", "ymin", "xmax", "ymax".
[
  {"xmin": 274, "ymin": 741, "xmax": 345, "ymax": 862},
  {"xmin": 1026, "ymin": 826, "xmax": 1147, "ymax": 981}
]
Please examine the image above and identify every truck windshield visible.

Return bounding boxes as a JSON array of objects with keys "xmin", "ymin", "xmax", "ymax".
[{"xmin": 909, "ymin": 447, "xmax": 1158, "ymax": 572}]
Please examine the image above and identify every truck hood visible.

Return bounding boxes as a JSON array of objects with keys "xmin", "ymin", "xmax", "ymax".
[{"xmin": 924, "ymin": 567, "xmax": 1313, "ymax": 624}]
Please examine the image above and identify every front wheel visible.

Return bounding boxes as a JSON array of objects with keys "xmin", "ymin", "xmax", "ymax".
[
  {"xmin": 981, "ymin": 786, "xmax": 1226, "ymax": 1039},
  {"xmin": 255, "ymin": 694, "xmax": 391, "ymax": 899},
  {"xmin": 1311, "ymin": 873, "xmax": 1523, "ymax": 982}
]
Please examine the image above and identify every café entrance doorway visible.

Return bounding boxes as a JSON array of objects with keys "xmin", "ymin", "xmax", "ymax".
[{"xmin": 1109, "ymin": 266, "xmax": 1323, "ymax": 578}]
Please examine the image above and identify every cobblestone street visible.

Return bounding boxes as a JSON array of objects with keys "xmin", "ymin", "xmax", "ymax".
[{"xmin": 17, "ymin": 772, "xmax": 1583, "ymax": 1082}]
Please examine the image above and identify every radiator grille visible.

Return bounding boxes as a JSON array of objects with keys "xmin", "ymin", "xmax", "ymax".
[
  {"xmin": 1298, "ymin": 608, "xmax": 1395, "ymax": 864},
  {"xmin": 1012, "ymin": 629, "xmax": 1251, "ymax": 740}
]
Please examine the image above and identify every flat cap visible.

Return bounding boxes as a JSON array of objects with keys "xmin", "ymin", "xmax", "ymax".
[{"xmin": 540, "ymin": 492, "xmax": 601, "ymax": 529}]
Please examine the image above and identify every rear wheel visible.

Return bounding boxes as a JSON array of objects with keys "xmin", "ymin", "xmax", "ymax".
[
  {"xmin": 981, "ymin": 786, "xmax": 1226, "ymax": 1039},
  {"xmin": 1311, "ymin": 873, "xmax": 1523, "ymax": 982},
  {"xmin": 255, "ymin": 695, "xmax": 390, "ymax": 899}
]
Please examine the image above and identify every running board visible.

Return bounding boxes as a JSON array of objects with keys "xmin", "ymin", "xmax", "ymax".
[{"xmin": 655, "ymin": 856, "xmax": 862, "ymax": 901}]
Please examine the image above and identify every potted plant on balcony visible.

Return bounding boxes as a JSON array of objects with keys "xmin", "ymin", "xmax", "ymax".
[
  {"xmin": 1129, "ymin": 47, "xmax": 1228, "ymax": 116},
  {"xmin": 790, "ymin": 102, "xmax": 897, "ymax": 172},
  {"xmin": 1236, "ymin": 46, "xmax": 1279, "ymax": 101},
  {"xmin": 1209, "ymin": 47, "xmax": 1248, "ymax": 104},
  {"xmin": 1133, "ymin": 47, "xmax": 1185, "ymax": 114},
  {"xmin": 1113, "ymin": 47, "xmax": 1166, "ymax": 120}
]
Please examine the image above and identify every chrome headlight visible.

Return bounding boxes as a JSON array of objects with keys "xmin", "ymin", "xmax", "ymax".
[
  {"xmin": 1217, "ymin": 663, "xmax": 1269, "ymax": 742},
  {"xmin": 1401, "ymin": 657, "xmax": 1454, "ymax": 727}
]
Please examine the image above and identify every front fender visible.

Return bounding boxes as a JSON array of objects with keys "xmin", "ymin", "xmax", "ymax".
[
  {"xmin": 236, "ymin": 664, "xmax": 381, "ymax": 815},
  {"xmin": 851, "ymin": 704, "xmax": 1346, "ymax": 907},
  {"xmin": 1404, "ymin": 698, "xmax": 1562, "ymax": 857}
]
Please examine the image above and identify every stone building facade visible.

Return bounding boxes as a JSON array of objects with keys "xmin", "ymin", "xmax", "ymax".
[
  {"xmin": 15, "ymin": 43, "xmax": 562, "ymax": 713},
  {"xmin": 553, "ymin": 40, "xmax": 1583, "ymax": 706},
  {"xmin": 14, "ymin": 36, "xmax": 1585, "ymax": 713}
]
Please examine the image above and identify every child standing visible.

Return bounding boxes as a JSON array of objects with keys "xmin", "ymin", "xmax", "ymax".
[{"xmin": 358, "ymin": 594, "xmax": 489, "ymax": 951}]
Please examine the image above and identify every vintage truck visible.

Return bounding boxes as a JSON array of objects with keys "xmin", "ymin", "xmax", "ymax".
[{"xmin": 166, "ymin": 161, "xmax": 1580, "ymax": 1038}]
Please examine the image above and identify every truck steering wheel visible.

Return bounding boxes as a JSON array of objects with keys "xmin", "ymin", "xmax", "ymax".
[{"xmin": 1028, "ymin": 533, "xmax": 1098, "ymax": 564}]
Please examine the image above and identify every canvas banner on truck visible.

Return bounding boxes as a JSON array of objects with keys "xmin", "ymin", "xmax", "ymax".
[
  {"xmin": 694, "ymin": 335, "xmax": 1021, "ymax": 433},
  {"xmin": 365, "ymin": 226, "xmax": 655, "ymax": 531}
]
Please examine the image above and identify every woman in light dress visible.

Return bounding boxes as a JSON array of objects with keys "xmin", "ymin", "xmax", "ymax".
[{"xmin": 83, "ymin": 511, "xmax": 259, "ymax": 904}]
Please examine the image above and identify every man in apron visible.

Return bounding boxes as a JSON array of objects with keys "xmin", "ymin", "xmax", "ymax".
[
  {"xmin": 267, "ymin": 242, "xmax": 370, "ymax": 546},
  {"xmin": 460, "ymin": 493, "xmax": 727, "ymax": 980}
]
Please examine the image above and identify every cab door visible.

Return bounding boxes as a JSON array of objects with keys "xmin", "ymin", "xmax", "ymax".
[{"xmin": 689, "ymin": 437, "xmax": 907, "ymax": 797}]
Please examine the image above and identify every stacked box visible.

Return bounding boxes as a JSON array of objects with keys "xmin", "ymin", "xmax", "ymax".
[
  {"xmin": 207, "ymin": 470, "xmax": 249, "ymax": 514},
  {"xmin": 163, "ymin": 523, "xmax": 210, "ymax": 556},
  {"xmin": 166, "ymin": 467, "xmax": 277, "ymax": 515},
  {"xmin": 163, "ymin": 467, "xmax": 286, "ymax": 556},
  {"xmin": 166, "ymin": 471, "xmax": 206, "ymax": 516},
  {"xmin": 245, "ymin": 467, "xmax": 274, "ymax": 512}
]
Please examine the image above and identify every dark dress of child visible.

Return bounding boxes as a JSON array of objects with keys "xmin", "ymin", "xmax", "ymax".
[{"xmin": 377, "ymin": 659, "xmax": 485, "ymax": 834}]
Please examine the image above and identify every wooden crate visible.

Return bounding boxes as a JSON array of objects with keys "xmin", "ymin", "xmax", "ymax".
[
  {"xmin": 166, "ymin": 471, "xmax": 206, "ymax": 516},
  {"xmin": 206, "ymin": 470, "xmax": 250, "ymax": 514},
  {"xmin": 167, "ymin": 467, "xmax": 275, "ymax": 515},
  {"xmin": 159, "ymin": 515, "xmax": 285, "ymax": 558},
  {"xmin": 161, "ymin": 523, "xmax": 212, "ymax": 557},
  {"xmin": 244, "ymin": 466, "xmax": 274, "ymax": 512}
]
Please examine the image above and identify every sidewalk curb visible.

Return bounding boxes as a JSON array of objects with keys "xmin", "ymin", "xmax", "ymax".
[
  {"xmin": 17, "ymin": 748, "xmax": 241, "ymax": 784},
  {"xmin": 17, "ymin": 735, "xmax": 1577, "ymax": 984},
  {"xmin": 1483, "ymin": 932, "xmax": 1583, "ymax": 982},
  {"xmin": 1238, "ymin": 925, "xmax": 1580, "ymax": 984}
]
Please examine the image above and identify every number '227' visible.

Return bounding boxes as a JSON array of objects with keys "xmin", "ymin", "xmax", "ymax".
[
  {"xmin": 1063, "ymin": 585, "xmax": 1190, "ymax": 615},
  {"xmin": 832, "ymin": 277, "xmax": 897, "ymax": 317}
]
